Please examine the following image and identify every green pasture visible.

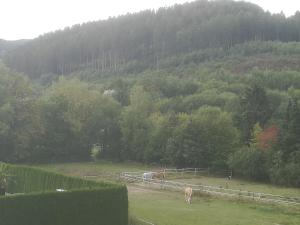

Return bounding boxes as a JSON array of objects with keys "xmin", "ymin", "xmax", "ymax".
[
  {"xmin": 172, "ymin": 177, "xmax": 300, "ymax": 197},
  {"xmin": 38, "ymin": 161, "xmax": 300, "ymax": 225},
  {"xmin": 129, "ymin": 186, "xmax": 300, "ymax": 225},
  {"xmin": 39, "ymin": 161, "xmax": 154, "ymax": 178},
  {"xmin": 39, "ymin": 161, "xmax": 300, "ymax": 197}
]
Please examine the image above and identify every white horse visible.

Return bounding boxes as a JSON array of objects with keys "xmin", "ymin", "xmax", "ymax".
[
  {"xmin": 142, "ymin": 172, "xmax": 154, "ymax": 181},
  {"xmin": 184, "ymin": 187, "xmax": 193, "ymax": 204}
]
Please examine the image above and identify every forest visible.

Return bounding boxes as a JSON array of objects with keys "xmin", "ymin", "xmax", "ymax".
[{"xmin": 0, "ymin": 0, "xmax": 299, "ymax": 187}]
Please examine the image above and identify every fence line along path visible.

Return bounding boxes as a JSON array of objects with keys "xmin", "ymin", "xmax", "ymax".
[{"xmin": 120, "ymin": 170, "xmax": 300, "ymax": 206}]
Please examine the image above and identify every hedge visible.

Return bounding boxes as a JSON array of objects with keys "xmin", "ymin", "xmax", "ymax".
[
  {"xmin": 0, "ymin": 163, "xmax": 128, "ymax": 225},
  {"xmin": 1, "ymin": 164, "xmax": 111, "ymax": 193}
]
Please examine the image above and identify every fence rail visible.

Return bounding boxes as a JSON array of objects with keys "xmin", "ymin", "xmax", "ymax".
[
  {"xmin": 120, "ymin": 171, "xmax": 300, "ymax": 206},
  {"xmin": 136, "ymin": 218, "xmax": 156, "ymax": 225},
  {"xmin": 123, "ymin": 167, "xmax": 222, "ymax": 177}
]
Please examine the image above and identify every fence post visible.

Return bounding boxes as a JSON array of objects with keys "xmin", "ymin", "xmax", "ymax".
[{"xmin": 194, "ymin": 168, "xmax": 197, "ymax": 176}]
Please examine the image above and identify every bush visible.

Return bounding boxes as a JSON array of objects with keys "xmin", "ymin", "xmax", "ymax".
[
  {"xmin": 228, "ymin": 147, "xmax": 269, "ymax": 181},
  {"xmin": 0, "ymin": 163, "xmax": 128, "ymax": 225},
  {"xmin": 0, "ymin": 188, "xmax": 128, "ymax": 225},
  {"xmin": 2, "ymin": 164, "xmax": 110, "ymax": 193},
  {"xmin": 269, "ymin": 162, "xmax": 300, "ymax": 187}
]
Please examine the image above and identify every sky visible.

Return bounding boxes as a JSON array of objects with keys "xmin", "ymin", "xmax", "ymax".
[{"xmin": 0, "ymin": 0, "xmax": 299, "ymax": 40}]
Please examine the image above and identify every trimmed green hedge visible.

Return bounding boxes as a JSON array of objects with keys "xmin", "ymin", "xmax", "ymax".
[
  {"xmin": 1, "ymin": 164, "xmax": 111, "ymax": 193},
  {"xmin": 0, "ymin": 163, "xmax": 128, "ymax": 225}
]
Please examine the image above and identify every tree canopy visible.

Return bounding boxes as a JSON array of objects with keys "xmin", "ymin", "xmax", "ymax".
[
  {"xmin": 0, "ymin": 0, "xmax": 300, "ymax": 187},
  {"xmin": 3, "ymin": 0, "xmax": 300, "ymax": 78}
]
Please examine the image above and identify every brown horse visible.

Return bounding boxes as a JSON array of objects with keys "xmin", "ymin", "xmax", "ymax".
[{"xmin": 152, "ymin": 171, "xmax": 165, "ymax": 180}]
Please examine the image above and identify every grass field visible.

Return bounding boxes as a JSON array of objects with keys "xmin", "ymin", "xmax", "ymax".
[
  {"xmin": 40, "ymin": 161, "xmax": 153, "ymax": 175},
  {"xmin": 129, "ymin": 186, "xmax": 300, "ymax": 225},
  {"xmin": 38, "ymin": 161, "xmax": 300, "ymax": 225},
  {"xmin": 39, "ymin": 161, "xmax": 300, "ymax": 197},
  {"xmin": 172, "ymin": 177, "xmax": 300, "ymax": 197}
]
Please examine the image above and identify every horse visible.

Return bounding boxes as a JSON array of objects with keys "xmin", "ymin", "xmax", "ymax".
[
  {"xmin": 142, "ymin": 172, "xmax": 154, "ymax": 182},
  {"xmin": 152, "ymin": 171, "xmax": 165, "ymax": 180},
  {"xmin": 184, "ymin": 187, "xmax": 193, "ymax": 204}
]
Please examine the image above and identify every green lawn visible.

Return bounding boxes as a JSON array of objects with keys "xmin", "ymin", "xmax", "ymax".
[{"xmin": 129, "ymin": 186, "xmax": 300, "ymax": 225}]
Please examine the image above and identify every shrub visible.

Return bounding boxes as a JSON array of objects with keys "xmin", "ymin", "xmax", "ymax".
[
  {"xmin": 269, "ymin": 162, "xmax": 300, "ymax": 187},
  {"xmin": 3, "ymin": 164, "xmax": 109, "ymax": 193},
  {"xmin": 0, "ymin": 163, "xmax": 128, "ymax": 225},
  {"xmin": 228, "ymin": 147, "xmax": 269, "ymax": 181}
]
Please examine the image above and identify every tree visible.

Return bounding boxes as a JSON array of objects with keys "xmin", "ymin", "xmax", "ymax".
[
  {"xmin": 228, "ymin": 146, "xmax": 269, "ymax": 181},
  {"xmin": 120, "ymin": 85, "xmax": 155, "ymax": 161},
  {"xmin": 165, "ymin": 107, "xmax": 239, "ymax": 169},
  {"xmin": 144, "ymin": 113, "xmax": 174, "ymax": 164},
  {"xmin": 4, "ymin": 1, "xmax": 300, "ymax": 80},
  {"xmin": 37, "ymin": 78, "xmax": 122, "ymax": 162},
  {"xmin": 239, "ymin": 84, "xmax": 271, "ymax": 144},
  {"xmin": 0, "ymin": 63, "xmax": 42, "ymax": 162},
  {"xmin": 256, "ymin": 125, "xmax": 279, "ymax": 150},
  {"xmin": 268, "ymin": 98, "xmax": 300, "ymax": 186},
  {"xmin": 281, "ymin": 99, "xmax": 300, "ymax": 160}
]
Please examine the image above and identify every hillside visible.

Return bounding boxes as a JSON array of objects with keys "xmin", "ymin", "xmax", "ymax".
[
  {"xmin": 0, "ymin": 39, "xmax": 29, "ymax": 57},
  {"xmin": 2, "ymin": 0, "xmax": 300, "ymax": 79},
  {"xmin": 0, "ymin": 0, "xmax": 300, "ymax": 187}
]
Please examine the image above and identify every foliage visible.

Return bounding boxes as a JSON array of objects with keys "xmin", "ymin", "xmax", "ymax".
[
  {"xmin": 165, "ymin": 107, "xmax": 239, "ymax": 169},
  {"xmin": 256, "ymin": 125, "xmax": 279, "ymax": 150},
  {"xmin": 238, "ymin": 84, "xmax": 271, "ymax": 144},
  {"xmin": 0, "ymin": 163, "xmax": 128, "ymax": 225},
  {"xmin": 3, "ymin": 164, "xmax": 105, "ymax": 193},
  {"xmin": 250, "ymin": 123, "xmax": 263, "ymax": 147},
  {"xmin": 228, "ymin": 146, "xmax": 269, "ymax": 181},
  {"xmin": 0, "ymin": 62, "xmax": 42, "ymax": 162},
  {"xmin": 0, "ymin": 164, "xmax": 9, "ymax": 189},
  {"xmin": 0, "ymin": 1, "xmax": 300, "ymax": 187},
  {"xmin": 269, "ymin": 161, "xmax": 300, "ymax": 187},
  {"xmin": 90, "ymin": 144, "xmax": 102, "ymax": 161},
  {"xmin": 3, "ymin": 1, "xmax": 300, "ymax": 78},
  {"xmin": 268, "ymin": 99, "xmax": 300, "ymax": 186},
  {"xmin": 0, "ymin": 188, "xmax": 128, "ymax": 225}
]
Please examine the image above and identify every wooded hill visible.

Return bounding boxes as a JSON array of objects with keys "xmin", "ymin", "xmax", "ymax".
[
  {"xmin": 0, "ymin": 0, "xmax": 300, "ymax": 187},
  {"xmin": 3, "ymin": 0, "xmax": 300, "ymax": 78},
  {"xmin": 0, "ymin": 39, "xmax": 28, "ymax": 58}
]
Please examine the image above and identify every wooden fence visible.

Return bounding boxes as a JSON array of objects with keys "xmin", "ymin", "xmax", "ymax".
[
  {"xmin": 135, "ymin": 218, "xmax": 156, "ymax": 225},
  {"xmin": 120, "ymin": 171, "xmax": 300, "ymax": 206},
  {"xmin": 122, "ymin": 167, "xmax": 232, "ymax": 178}
]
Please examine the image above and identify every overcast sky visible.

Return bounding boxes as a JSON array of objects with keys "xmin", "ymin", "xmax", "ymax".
[{"xmin": 1, "ymin": 0, "xmax": 299, "ymax": 40}]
